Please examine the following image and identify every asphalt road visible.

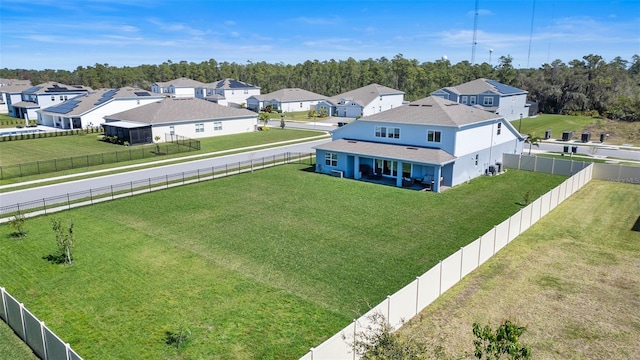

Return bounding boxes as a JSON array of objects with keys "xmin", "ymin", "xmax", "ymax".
[
  {"xmin": 534, "ymin": 141, "xmax": 640, "ymax": 161},
  {"xmin": 0, "ymin": 138, "xmax": 331, "ymax": 209}
]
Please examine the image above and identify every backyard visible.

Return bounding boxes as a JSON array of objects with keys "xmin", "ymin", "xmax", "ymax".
[
  {"xmin": 397, "ymin": 180, "xmax": 640, "ymax": 359},
  {"xmin": 0, "ymin": 165, "xmax": 565, "ymax": 359}
]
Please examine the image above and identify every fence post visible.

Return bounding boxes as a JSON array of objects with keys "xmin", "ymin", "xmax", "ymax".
[
  {"xmin": 182, "ymin": 172, "xmax": 185, "ymax": 185},
  {"xmin": 67, "ymin": 194, "xmax": 71, "ymax": 210},
  {"xmin": 42, "ymin": 199, "xmax": 47, "ymax": 214},
  {"xmin": 225, "ymin": 163, "xmax": 228, "ymax": 176},
  {"xmin": 111, "ymin": 185, "xmax": 114, "ymax": 200},
  {"xmin": 493, "ymin": 226, "xmax": 497, "ymax": 254},
  {"xmin": 19, "ymin": 302, "xmax": 26, "ymax": 341},
  {"xmin": 251, "ymin": 159, "xmax": 253, "ymax": 172},
  {"xmin": 459, "ymin": 247, "xmax": 464, "ymax": 280},
  {"xmin": 166, "ymin": 175, "xmax": 169, "ymax": 189},
  {"xmin": 90, "ymin": 189, "xmax": 93, "ymax": 204},
  {"xmin": 197, "ymin": 169, "xmax": 200, "ymax": 182},
  {"xmin": 387, "ymin": 295, "xmax": 391, "ymax": 322},
  {"xmin": 148, "ymin": 178, "xmax": 152, "ymax": 193},
  {"xmin": 415, "ymin": 276, "xmax": 420, "ymax": 315},
  {"xmin": 130, "ymin": 182, "xmax": 134, "ymax": 195},
  {"xmin": 40, "ymin": 321, "xmax": 47, "ymax": 359},
  {"xmin": 438, "ymin": 260, "xmax": 443, "ymax": 295}
]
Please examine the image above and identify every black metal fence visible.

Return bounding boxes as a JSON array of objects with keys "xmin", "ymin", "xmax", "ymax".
[
  {"xmin": 0, "ymin": 134, "xmax": 201, "ymax": 180},
  {"xmin": 0, "ymin": 152, "xmax": 315, "ymax": 219}
]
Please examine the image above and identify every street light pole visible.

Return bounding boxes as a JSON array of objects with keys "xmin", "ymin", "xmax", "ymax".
[{"xmin": 519, "ymin": 113, "xmax": 523, "ymax": 133}]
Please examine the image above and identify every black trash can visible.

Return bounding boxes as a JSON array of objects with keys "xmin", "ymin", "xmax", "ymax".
[
  {"xmin": 496, "ymin": 162, "xmax": 503, "ymax": 173},
  {"xmin": 544, "ymin": 129, "xmax": 552, "ymax": 139},
  {"xmin": 562, "ymin": 131, "xmax": 573, "ymax": 141},
  {"xmin": 572, "ymin": 145, "xmax": 578, "ymax": 153},
  {"xmin": 581, "ymin": 132, "xmax": 591, "ymax": 143},
  {"xmin": 488, "ymin": 165, "xmax": 496, "ymax": 175},
  {"xmin": 600, "ymin": 133, "xmax": 605, "ymax": 143},
  {"xmin": 563, "ymin": 145, "xmax": 569, "ymax": 153}
]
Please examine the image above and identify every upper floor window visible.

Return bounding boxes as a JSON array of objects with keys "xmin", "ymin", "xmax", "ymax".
[
  {"xmin": 497, "ymin": 123, "xmax": 502, "ymax": 135},
  {"xmin": 483, "ymin": 97, "xmax": 494, "ymax": 106},
  {"xmin": 427, "ymin": 130, "xmax": 441, "ymax": 143},
  {"xmin": 375, "ymin": 126, "xmax": 400, "ymax": 139}
]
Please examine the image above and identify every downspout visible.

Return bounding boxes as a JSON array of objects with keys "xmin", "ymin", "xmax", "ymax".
[{"xmin": 488, "ymin": 119, "xmax": 495, "ymax": 167}]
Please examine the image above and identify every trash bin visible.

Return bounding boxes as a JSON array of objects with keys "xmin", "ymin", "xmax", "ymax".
[
  {"xmin": 544, "ymin": 129, "xmax": 552, "ymax": 139},
  {"xmin": 599, "ymin": 133, "xmax": 605, "ymax": 143},
  {"xmin": 496, "ymin": 162, "xmax": 502, "ymax": 173},
  {"xmin": 488, "ymin": 165, "xmax": 496, "ymax": 175},
  {"xmin": 563, "ymin": 145, "xmax": 569, "ymax": 153},
  {"xmin": 572, "ymin": 145, "xmax": 578, "ymax": 153},
  {"xmin": 581, "ymin": 132, "xmax": 591, "ymax": 143},
  {"xmin": 562, "ymin": 131, "xmax": 573, "ymax": 141}
]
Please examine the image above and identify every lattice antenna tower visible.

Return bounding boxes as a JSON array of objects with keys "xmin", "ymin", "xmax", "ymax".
[{"xmin": 471, "ymin": 0, "xmax": 479, "ymax": 65}]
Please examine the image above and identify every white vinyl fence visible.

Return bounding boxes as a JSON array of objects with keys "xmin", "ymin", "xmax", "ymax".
[
  {"xmin": 300, "ymin": 156, "xmax": 595, "ymax": 360},
  {"xmin": 0, "ymin": 287, "xmax": 83, "ymax": 360}
]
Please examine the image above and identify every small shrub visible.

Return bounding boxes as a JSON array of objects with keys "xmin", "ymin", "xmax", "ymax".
[
  {"xmin": 165, "ymin": 326, "xmax": 191, "ymax": 350},
  {"xmin": 472, "ymin": 320, "xmax": 531, "ymax": 360},
  {"xmin": 10, "ymin": 212, "xmax": 27, "ymax": 238}
]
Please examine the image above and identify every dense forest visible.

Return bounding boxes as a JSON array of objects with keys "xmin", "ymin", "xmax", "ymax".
[{"xmin": 1, "ymin": 53, "xmax": 638, "ymax": 121}]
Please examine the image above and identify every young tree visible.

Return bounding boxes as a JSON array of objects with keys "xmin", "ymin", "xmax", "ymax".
[
  {"xmin": 472, "ymin": 320, "xmax": 531, "ymax": 360},
  {"xmin": 280, "ymin": 113, "xmax": 286, "ymax": 129},
  {"xmin": 51, "ymin": 219, "xmax": 76, "ymax": 265},
  {"xmin": 10, "ymin": 212, "xmax": 26, "ymax": 238},
  {"xmin": 258, "ymin": 112, "xmax": 270, "ymax": 128},
  {"xmin": 525, "ymin": 134, "xmax": 541, "ymax": 155}
]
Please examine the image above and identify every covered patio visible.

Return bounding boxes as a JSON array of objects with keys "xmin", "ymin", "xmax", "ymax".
[{"xmin": 315, "ymin": 139, "xmax": 456, "ymax": 192}]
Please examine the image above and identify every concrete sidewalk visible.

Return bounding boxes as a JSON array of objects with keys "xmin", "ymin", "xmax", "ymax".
[{"xmin": 0, "ymin": 134, "xmax": 329, "ymax": 191}]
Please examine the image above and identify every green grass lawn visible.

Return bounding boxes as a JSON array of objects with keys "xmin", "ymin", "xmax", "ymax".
[
  {"xmin": 0, "ymin": 321, "xmax": 37, "ymax": 360},
  {"xmin": 0, "ymin": 166, "xmax": 565, "ymax": 359},
  {"xmin": 0, "ymin": 129, "xmax": 325, "ymax": 167},
  {"xmin": 400, "ymin": 181, "xmax": 640, "ymax": 359},
  {"xmin": 511, "ymin": 114, "xmax": 596, "ymax": 140}
]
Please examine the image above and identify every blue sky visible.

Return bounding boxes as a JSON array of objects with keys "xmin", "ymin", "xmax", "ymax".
[{"xmin": 1, "ymin": 0, "xmax": 638, "ymax": 71}]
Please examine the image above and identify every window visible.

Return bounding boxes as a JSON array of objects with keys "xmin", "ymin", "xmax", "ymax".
[
  {"xmin": 64, "ymin": 95, "xmax": 68, "ymax": 100},
  {"xmin": 300, "ymin": 102, "xmax": 303, "ymax": 108},
  {"xmin": 461, "ymin": 96, "xmax": 468, "ymax": 104},
  {"xmin": 214, "ymin": 121, "xmax": 222, "ymax": 131},
  {"xmin": 470, "ymin": 96, "xmax": 477, "ymax": 105},
  {"xmin": 51, "ymin": 95, "xmax": 55, "ymax": 101},
  {"xmin": 325, "ymin": 152, "xmax": 337, "ymax": 166},
  {"xmin": 169, "ymin": 126, "xmax": 175, "ymax": 135},
  {"xmin": 244, "ymin": 90, "xmax": 249, "ymax": 94},
  {"xmin": 375, "ymin": 126, "xmax": 400, "ymax": 139},
  {"xmin": 475, "ymin": 154, "xmax": 479, "ymax": 166},
  {"xmin": 60, "ymin": 96, "xmax": 64, "ymax": 101},
  {"xmin": 427, "ymin": 130, "xmax": 441, "ymax": 143},
  {"xmin": 195, "ymin": 123, "xmax": 204, "ymax": 133},
  {"xmin": 497, "ymin": 123, "xmax": 502, "ymax": 135},
  {"xmin": 483, "ymin": 97, "xmax": 494, "ymax": 106}
]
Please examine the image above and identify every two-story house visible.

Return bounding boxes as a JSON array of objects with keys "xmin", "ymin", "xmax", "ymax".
[
  {"xmin": 431, "ymin": 78, "xmax": 528, "ymax": 121},
  {"xmin": 246, "ymin": 88, "xmax": 326, "ymax": 112},
  {"xmin": 197, "ymin": 78, "xmax": 261, "ymax": 108},
  {"xmin": 0, "ymin": 79, "xmax": 32, "ymax": 116},
  {"xmin": 7, "ymin": 82, "xmax": 92, "ymax": 122},
  {"xmin": 314, "ymin": 96, "xmax": 524, "ymax": 192},
  {"xmin": 316, "ymin": 83, "xmax": 405, "ymax": 118},
  {"xmin": 38, "ymin": 87, "xmax": 166, "ymax": 129},
  {"xmin": 150, "ymin": 77, "xmax": 205, "ymax": 98}
]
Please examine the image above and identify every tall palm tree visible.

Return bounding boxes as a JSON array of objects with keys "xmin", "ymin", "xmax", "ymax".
[{"xmin": 525, "ymin": 134, "xmax": 541, "ymax": 155}]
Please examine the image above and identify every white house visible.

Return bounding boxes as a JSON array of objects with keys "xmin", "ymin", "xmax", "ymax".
[
  {"xmin": 37, "ymin": 87, "xmax": 166, "ymax": 130},
  {"xmin": 7, "ymin": 82, "xmax": 91, "ymax": 122},
  {"xmin": 316, "ymin": 83, "xmax": 405, "ymax": 118},
  {"xmin": 431, "ymin": 78, "xmax": 529, "ymax": 122},
  {"xmin": 246, "ymin": 88, "xmax": 326, "ymax": 112},
  {"xmin": 150, "ymin": 77, "xmax": 205, "ymax": 98},
  {"xmin": 0, "ymin": 80, "xmax": 32, "ymax": 116},
  {"xmin": 197, "ymin": 78, "xmax": 260, "ymax": 108},
  {"xmin": 102, "ymin": 97, "xmax": 258, "ymax": 145},
  {"xmin": 314, "ymin": 96, "xmax": 524, "ymax": 192}
]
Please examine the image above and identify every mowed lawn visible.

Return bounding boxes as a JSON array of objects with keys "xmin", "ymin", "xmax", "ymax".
[
  {"xmin": 0, "ymin": 165, "xmax": 565, "ymax": 359},
  {"xmin": 399, "ymin": 181, "xmax": 640, "ymax": 359},
  {"xmin": 0, "ymin": 129, "xmax": 325, "ymax": 166}
]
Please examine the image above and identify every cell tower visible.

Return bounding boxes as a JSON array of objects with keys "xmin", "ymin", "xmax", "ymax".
[{"xmin": 471, "ymin": 0, "xmax": 479, "ymax": 65}]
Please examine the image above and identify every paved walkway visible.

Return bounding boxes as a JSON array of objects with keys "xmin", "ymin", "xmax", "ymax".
[{"xmin": 0, "ymin": 134, "xmax": 330, "ymax": 190}]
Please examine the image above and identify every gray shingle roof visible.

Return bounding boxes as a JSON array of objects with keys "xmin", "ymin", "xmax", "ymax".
[
  {"xmin": 331, "ymin": 83, "xmax": 403, "ymax": 106},
  {"xmin": 105, "ymin": 97, "xmax": 257, "ymax": 124},
  {"xmin": 361, "ymin": 95, "xmax": 500, "ymax": 127},
  {"xmin": 204, "ymin": 78, "xmax": 259, "ymax": 90},
  {"xmin": 314, "ymin": 139, "xmax": 456, "ymax": 165},
  {"xmin": 441, "ymin": 78, "xmax": 527, "ymax": 96},
  {"xmin": 23, "ymin": 82, "xmax": 92, "ymax": 94},
  {"xmin": 11, "ymin": 101, "xmax": 39, "ymax": 108},
  {"xmin": 0, "ymin": 83, "xmax": 33, "ymax": 93},
  {"xmin": 38, "ymin": 88, "xmax": 165, "ymax": 116},
  {"xmin": 154, "ymin": 77, "xmax": 205, "ymax": 88},
  {"xmin": 252, "ymin": 88, "xmax": 326, "ymax": 102}
]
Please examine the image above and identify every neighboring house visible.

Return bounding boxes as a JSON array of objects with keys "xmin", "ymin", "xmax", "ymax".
[
  {"xmin": 150, "ymin": 77, "xmax": 205, "ymax": 98},
  {"xmin": 0, "ymin": 79, "xmax": 32, "ymax": 115},
  {"xmin": 314, "ymin": 96, "xmax": 524, "ymax": 192},
  {"xmin": 197, "ymin": 78, "xmax": 260, "ymax": 108},
  {"xmin": 431, "ymin": 78, "xmax": 529, "ymax": 121},
  {"xmin": 316, "ymin": 83, "xmax": 405, "ymax": 118},
  {"xmin": 7, "ymin": 82, "xmax": 91, "ymax": 122},
  {"xmin": 38, "ymin": 87, "xmax": 166, "ymax": 130},
  {"xmin": 246, "ymin": 88, "xmax": 326, "ymax": 112},
  {"xmin": 102, "ymin": 97, "xmax": 257, "ymax": 145}
]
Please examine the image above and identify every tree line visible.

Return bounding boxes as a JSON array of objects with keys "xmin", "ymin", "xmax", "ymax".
[{"xmin": 1, "ymin": 53, "xmax": 638, "ymax": 121}]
